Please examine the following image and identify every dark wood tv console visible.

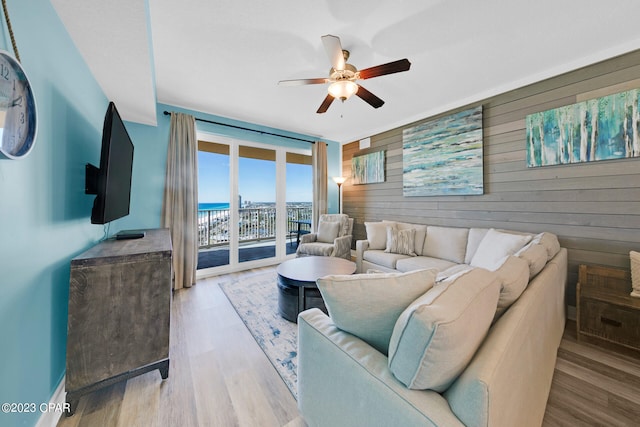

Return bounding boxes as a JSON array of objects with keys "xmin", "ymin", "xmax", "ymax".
[{"xmin": 65, "ymin": 228, "xmax": 172, "ymax": 415}]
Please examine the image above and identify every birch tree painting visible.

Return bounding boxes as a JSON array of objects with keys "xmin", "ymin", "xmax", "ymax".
[
  {"xmin": 526, "ymin": 88, "xmax": 640, "ymax": 167},
  {"xmin": 351, "ymin": 151, "xmax": 385, "ymax": 184}
]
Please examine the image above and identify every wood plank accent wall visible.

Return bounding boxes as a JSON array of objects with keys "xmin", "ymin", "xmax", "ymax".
[{"xmin": 342, "ymin": 50, "xmax": 640, "ymax": 306}]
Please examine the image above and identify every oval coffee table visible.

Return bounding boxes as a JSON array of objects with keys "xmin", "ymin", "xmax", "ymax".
[{"xmin": 277, "ymin": 256, "xmax": 356, "ymax": 322}]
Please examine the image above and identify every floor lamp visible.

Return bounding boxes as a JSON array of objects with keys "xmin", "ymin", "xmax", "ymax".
[{"xmin": 333, "ymin": 176, "xmax": 346, "ymax": 214}]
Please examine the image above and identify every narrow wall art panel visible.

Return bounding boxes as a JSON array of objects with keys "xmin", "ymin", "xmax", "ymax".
[
  {"xmin": 403, "ymin": 105, "xmax": 483, "ymax": 196},
  {"xmin": 526, "ymin": 88, "xmax": 640, "ymax": 167},
  {"xmin": 351, "ymin": 151, "xmax": 385, "ymax": 184}
]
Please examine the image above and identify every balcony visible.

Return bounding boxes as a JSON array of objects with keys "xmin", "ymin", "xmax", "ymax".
[{"xmin": 197, "ymin": 205, "xmax": 311, "ymax": 269}]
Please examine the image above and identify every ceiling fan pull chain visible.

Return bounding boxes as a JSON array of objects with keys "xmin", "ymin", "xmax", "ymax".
[{"xmin": 1, "ymin": 0, "xmax": 20, "ymax": 62}]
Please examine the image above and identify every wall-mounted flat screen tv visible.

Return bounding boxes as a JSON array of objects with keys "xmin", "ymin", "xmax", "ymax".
[{"xmin": 85, "ymin": 101, "xmax": 134, "ymax": 224}]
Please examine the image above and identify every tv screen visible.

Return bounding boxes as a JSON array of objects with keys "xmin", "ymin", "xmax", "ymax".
[{"xmin": 85, "ymin": 102, "xmax": 134, "ymax": 224}]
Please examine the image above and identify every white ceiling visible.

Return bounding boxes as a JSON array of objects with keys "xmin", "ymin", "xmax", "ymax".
[{"xmin": 51, "ymin": 0, "xmax": 640, "ymax": 143}]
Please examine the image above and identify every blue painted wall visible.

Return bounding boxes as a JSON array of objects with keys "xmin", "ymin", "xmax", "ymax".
[
  {"xmin": 0, "ymin": 3, "xmax": 339, "ymax": 426},
  {"xmin": 0, "ymin": 2, "xmax": 110, "ymax": 426}
]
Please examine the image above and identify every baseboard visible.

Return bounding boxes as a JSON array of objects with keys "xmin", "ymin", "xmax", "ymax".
[
  {"xmin": 567, "ymin": 305, "xmax": 576, "ymax": 321},
  {"xmin": 36, "ymin": 377, "xmax": 66, "ymax": 427}
]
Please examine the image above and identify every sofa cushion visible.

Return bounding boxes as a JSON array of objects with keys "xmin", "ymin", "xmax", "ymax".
[
  {"xmin": 464, "ymin": 228, "xmax": 490, "ymax": 264},
  {"xmin": 516, "ymin": 242, "xmax": 548, "ymax": 279},
  {"xmin": 536, "ymin": 232, "xmax": 561, "ymax": 260},
  {"xmin": 396, "ymin": 256, "xmax": 457, "ymax": 273},
  {"xmin": 423, "ymin": 226, "xmax": 469, "ymax": 264},
  {"xmin": 385, "ymin": 226, "xmax": 417, "ymax": 257},
  {"xmin": 365, "ymin": 222, "xmax": 389, "ymax": 250},
  {"xmin": 388, "ymin": 268, "xmax": 500, "ymax": 391},
  {"xmin": 384, "ymin": 220, "xmax": 427, "ymax": 256},
  {"xmin": 317, "ymin": 220, "xmax": 340, "ymax": 243},
  {"xmin": 470, "ymin": 228, "xmax": 532, "ymax": 271},
  {"xmin": 316, "ymin": 269, "xmax": 437, "ymax": 355},
  {"xmin": 364, "ymin": 250, "xmax": 411, "ymax": 269},
  {"xmin": 493, "ymin": 255, "xmax": 530, "ymax": 319}
]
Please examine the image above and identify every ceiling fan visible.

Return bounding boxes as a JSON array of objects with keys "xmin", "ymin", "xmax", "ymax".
[{"xmin": 278, "ymin": 35, "xmax": 411, "ymax": 114}]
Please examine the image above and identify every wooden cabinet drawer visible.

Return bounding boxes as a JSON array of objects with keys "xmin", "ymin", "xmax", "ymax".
[{"xmin": 579, "ymin": 298, "xmax": 640, "ymax": 349}]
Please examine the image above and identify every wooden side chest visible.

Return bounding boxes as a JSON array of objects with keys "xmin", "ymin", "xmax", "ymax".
[
  {"xmin": 576, "ymin": 264, "xmax": 640, "ymax": 358},
  {"xmin": 65, "ymin": 228, "xmax": 172, "ymax": 414}
]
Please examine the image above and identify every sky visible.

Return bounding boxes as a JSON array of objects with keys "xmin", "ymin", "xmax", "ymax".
[{"xmin": 198, "ymin": 151, "xmax": 312, "ymax": 203}]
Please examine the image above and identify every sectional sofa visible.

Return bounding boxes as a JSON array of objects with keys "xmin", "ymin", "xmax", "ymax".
[{"xmin": 297, "ymin": 221, "xmax": 567, "ymax": 426}]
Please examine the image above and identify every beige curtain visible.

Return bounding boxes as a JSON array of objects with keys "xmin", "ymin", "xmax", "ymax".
[
  {"xmin": 312, "ymin": 141, "xmax": 328, "ymax": 230},
  {"xmin": 162, "ymin": 113, "xmax": 199, "ymax": 290}
]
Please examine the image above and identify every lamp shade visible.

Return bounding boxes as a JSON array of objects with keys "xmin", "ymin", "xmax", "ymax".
[
  {"xmin": 328, "ymin": 81, "xmax": 358, "ymax": 100},
  {"xmin": 333, "ymin": 176, "xmax": 346, "ymax": 185}
]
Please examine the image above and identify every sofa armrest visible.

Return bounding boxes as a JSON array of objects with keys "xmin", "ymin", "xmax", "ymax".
[
  {"xmin": 298, "ymin": 309, "xmax": 464, "ymax": 427},
  {"xmin": 355, "ymin": 239, "xmax": 370, "ymax": 273}
]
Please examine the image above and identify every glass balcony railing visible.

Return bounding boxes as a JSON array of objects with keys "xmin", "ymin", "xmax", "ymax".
[{"xmin": 198, "ymin": 205, "xmax": 312, "ymax": 249}]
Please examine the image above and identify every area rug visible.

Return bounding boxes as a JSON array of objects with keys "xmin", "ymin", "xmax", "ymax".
[{"xmin": 219, "ymin": 269, "xmax": 298, "ymax": 398}]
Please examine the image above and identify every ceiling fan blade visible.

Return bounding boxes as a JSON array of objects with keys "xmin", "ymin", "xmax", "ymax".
[
  {"xmin": 358, "ymin": 58, "xmax": 411, "ymax": 80},
  {"xmin": 356, "ymin": 85, "xmax": 385, "ymax": 109},
  {"xmin": 316, "ymin": 94, "xmax": 335, "ymax": 114},
  {"xmin": 321, "ymin": 34, "xmax": 345, "ymax": 70},
  {"xmin": 278, "ymin": 78, "xmax": 328, "ymax": 86}
]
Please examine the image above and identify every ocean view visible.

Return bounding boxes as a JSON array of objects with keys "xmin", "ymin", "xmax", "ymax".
[
  {"xmin": 199, "ymin": 202, "xmax": 230, "ymax": 211},
  {"xmin": 198, "ymin": 202, "xmax": 311, "ymax": 211}
]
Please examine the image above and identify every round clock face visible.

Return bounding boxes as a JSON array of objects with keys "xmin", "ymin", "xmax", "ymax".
[{"xmin": 0, "ymin": 51, "xmax": 37, "ymax": 159}]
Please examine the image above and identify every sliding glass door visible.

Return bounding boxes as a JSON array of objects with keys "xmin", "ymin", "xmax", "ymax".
[
  {"xmin": 238, "ymin": 145, "xmax": 277, "ymax": 263},
  {"xmin": 197, "ymin": 133, "xmax": 311, "ymax": 275},
  {"xmin": 285, "ymin": 152, "xmax": 312, "ymax": 255},
  {"xmin": 197, "ymin": 141, "xmax": 230, "ymax": 269}
]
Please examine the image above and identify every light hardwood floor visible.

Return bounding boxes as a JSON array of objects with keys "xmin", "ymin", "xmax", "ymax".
[
  {"xmin": 57, "ymin": 267, "xmax": 304, "ymax": 427},
  {"xmin": 57, "ymin": 267, "xmax": 640, "ymax": 427},
  {"xmin": 542, "ymin": 322, "xmax": 640, "ymax": 426}
]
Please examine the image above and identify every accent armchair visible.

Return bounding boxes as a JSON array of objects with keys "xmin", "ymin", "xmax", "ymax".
[{"xmin": 296, "ymin": 214, "xmax": 354, "ymax": 260}]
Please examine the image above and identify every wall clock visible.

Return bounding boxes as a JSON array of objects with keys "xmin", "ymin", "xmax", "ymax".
[{"xmin": 0, "ymin": 50, "xmax": 37, "ymax": 159}]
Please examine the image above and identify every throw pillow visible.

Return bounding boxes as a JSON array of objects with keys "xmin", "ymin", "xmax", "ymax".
[
  {"xmin": 316, "ymin": 220, "xmax": 340, "ymax": 243},
  {"xmin": 385, "ymin": 226, "xmax": 417, "ymax": 256},
  {"xmin": 316, "ymin": 269, "xmax": 437, "ymax": 355},
  {"xmin": 384, "ymin": 220, "xmax": 427, "ymax": 256},
  {"xmin": 365, "ymin": 221, "xmax": 390, "ymax": 250},
  {"xmin": 388, "ymin": 268, "xmax": 500, "ymax": 391},
  {"xmin": 464, "ymin": 228, "xmax": 490, "ymax": 264},
  {"xmin": 470, "ymin": 228, "xmax": 532, "ymax": 271}
]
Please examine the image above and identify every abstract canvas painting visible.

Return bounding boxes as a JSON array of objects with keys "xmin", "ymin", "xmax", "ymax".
[
  {"xmin": 351, "ymin": 151, "xmax": 385, "ymax": 184},
  {"xmin": 526, "ymin": 88, "xmax": 640, "ymax": 167},
  {"xmin": 403, "ymin": 106, "xmax": 483, "ymax": 196}
]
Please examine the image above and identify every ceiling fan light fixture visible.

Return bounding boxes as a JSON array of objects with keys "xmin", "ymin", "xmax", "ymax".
[
  {"xmin": 279, "ymin": 35, "xmax": 411, "ymax": 113},
  {"xmin": 328, "ymin": 80, "xmax": 358, "ymax": 100}
]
